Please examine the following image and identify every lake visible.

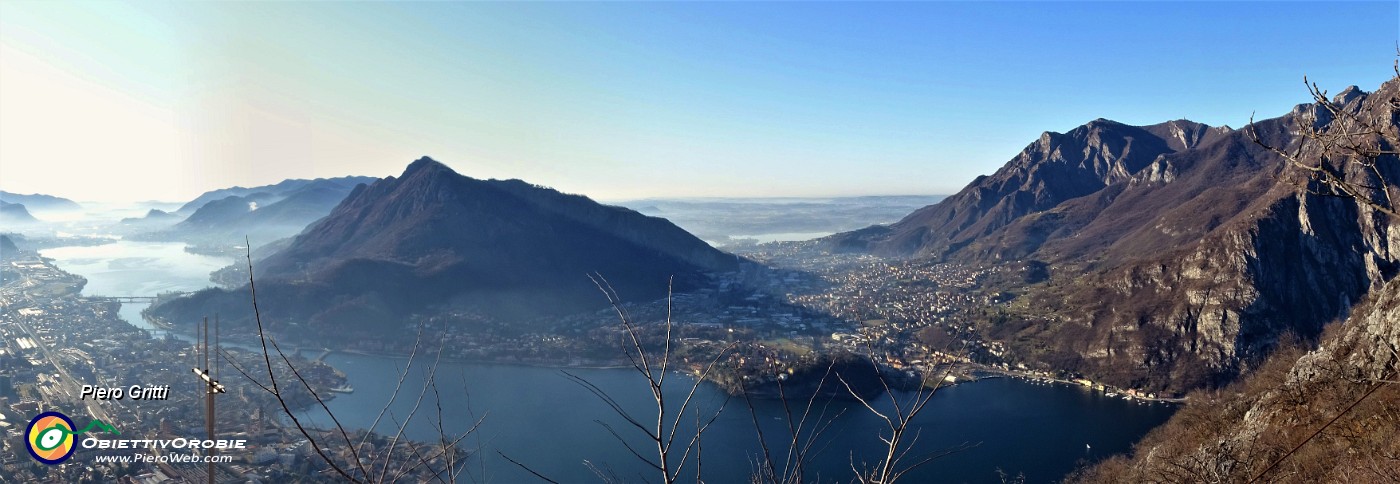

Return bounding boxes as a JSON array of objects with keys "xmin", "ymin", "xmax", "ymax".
[
  {"xmin": 41, "ymin": 241, "xmax": 1175, "ymax": 483},
  {"xmin": 39, "ymin": 240, "xmax": 234, "ymax": 337}
]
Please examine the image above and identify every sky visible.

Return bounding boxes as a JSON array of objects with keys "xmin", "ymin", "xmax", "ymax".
[{"xmin": 0, "ymin": 1, "xmax": 1397, "ymax": 204}]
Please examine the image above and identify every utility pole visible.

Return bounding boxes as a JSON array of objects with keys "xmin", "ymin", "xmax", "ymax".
[{"xmin": 192, "ymin": 316, "xmax": 226, "ymax": 484}]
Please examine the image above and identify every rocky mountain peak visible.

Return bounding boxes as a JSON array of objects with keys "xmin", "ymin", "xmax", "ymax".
[
  {"xmin": 1148, "ymin": 119, "xmax": 1222, "ymax": 151},
  {"xmin": 403, "ymin": 156, "xmax": 452, "ymax": 177},
  {"xmin": 1331, "ymin": 85, "xmax": 1366, "ymax": 106}
]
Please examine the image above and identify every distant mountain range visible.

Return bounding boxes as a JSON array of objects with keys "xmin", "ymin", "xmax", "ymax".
[
  {"xmin": 0, "ymin": 191, "xmax": 82, "ymax": 230},
  {"xmin": 0, "ymin": 190, "xmax": 81, "ymax": 211},
  {"xmin": 145, "ymin": 176, "xmax": 377, "ymax": 247},
  {"xmin": 828, "ymin": 82, "xmax": 1399, "ymax": 391},
  {"xmin": 150, "ymin": 157, "xmax": 737, "ymax": 334},
  {"xmin": 0, "ymin": 201, "xmax": 39, "ymax": 224},
  {"xmin": 174, "ymin": 177, "xmax": 376, "ymax": 215}
]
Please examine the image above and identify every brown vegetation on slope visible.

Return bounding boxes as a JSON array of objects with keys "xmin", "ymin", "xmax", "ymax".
[{"xmin": 1070, "ymin": 244, "xmax": 1400, "ymax": 483}]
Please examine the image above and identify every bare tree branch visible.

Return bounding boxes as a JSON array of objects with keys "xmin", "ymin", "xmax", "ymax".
[
  {"xmin": 243, "ymin": 237, "xmax": 365, "ymax": 483},
  {"xmin": 1247, "ymin": 66, "xmax": 1400, "ymax": 218},
  {"xmin": 571, "ymin": 273, "xmax": 734, "ymax": 484}
]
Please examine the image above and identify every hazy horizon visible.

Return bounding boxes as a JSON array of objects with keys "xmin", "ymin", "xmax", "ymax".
[
  {"xmin": 1, "ymin": 178, "xmax": 950, "ymax": 206},
  {"xmin": 2, "ymin": 1, "xmax": 1397, "ymax": 203}
]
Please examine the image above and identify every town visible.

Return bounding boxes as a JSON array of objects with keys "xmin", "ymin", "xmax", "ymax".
[
  {"xmin": 1, "ymin": 251, "xmax": 458, "ymax": 482},
  {"xmin": 147, "ymin": 238, "xmax": 1183, "ymax": 404}
]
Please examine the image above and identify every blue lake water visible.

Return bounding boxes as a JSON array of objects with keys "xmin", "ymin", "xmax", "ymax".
[
  {"xmin": 300, "ymin": 355, "xmax": 1174, "ymax": 483},
  {"xmin": 42, "ymin": 242, "xmax": 1176, "ymax": 483}
]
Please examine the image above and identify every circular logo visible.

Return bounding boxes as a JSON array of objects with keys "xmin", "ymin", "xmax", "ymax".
[{"xmin": 26, "ymin": 411, "xmax": 76, "ymax": 465}]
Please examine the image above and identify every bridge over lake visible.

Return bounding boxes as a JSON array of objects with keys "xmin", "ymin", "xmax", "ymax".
[{"xmin": 83, "ymin": 293, "xmax": 188, "ymax": 303}]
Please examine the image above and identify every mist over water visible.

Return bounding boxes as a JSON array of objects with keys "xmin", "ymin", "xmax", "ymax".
[
  {"xmin": 40, "ymin": 240, "xmax": 231, "ymax": 336},
  {"xmin": 618, "ymin": 196, "xmax": 944, "ymax": 247},
  {"xmin": 40, "ymin": 241, "xmax": 231, "ymax": 296},
  {"xmin": 42, "ymin": 240, "xmax": 1176, "ymax": 483}
]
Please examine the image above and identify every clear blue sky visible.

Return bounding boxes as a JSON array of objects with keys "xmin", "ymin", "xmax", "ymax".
[{"xmin": 1, "ymin": 1, "xmax": 1396, "ymax": 202}]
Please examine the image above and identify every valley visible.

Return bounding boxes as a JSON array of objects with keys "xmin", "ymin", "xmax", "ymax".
[{"xmin": 2, "ymin": 4, "xmax": 1396, "ymax": 480}]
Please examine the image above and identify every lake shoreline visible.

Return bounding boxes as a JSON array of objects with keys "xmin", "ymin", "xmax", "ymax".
[{"xmin": 42, "ymin": 240, "xmax": 1181, "ymax": 483}]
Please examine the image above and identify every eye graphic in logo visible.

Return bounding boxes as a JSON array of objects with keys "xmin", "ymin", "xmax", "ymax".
[{"xmin": 26, "ymin": 411, "xmax": 77, "ymax": 465}]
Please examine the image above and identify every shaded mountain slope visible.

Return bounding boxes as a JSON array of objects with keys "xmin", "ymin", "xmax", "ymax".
[
  {"xmin": 0, "ymin": 201, "xmax": 38, "ymax": 224},
  {"xmin": 150, "ymin": 157, "xmax": 737, "ymax": 334}
]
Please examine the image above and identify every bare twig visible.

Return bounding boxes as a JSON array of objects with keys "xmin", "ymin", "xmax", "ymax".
[
  {"xmin": 228, "ymin": 238, "xmax": 481, "ymax": 483},
  {"xmin": 571, "ymin": 273, "xmax": 734, "ymax": 484},
  {"xmin": 1246, "ymin": 66, "xmax": 1400, "ymax": 218},
  {"xmin": 243, "ymin": 237, "xmax": 365, "ymax": 482},
  {"xmin": 840, "ymin": 341, "xmax": 977, "ymax": 483},
  {"xmin": 499, "ymin": 451, "xmax": 560, "ymax": 484}
]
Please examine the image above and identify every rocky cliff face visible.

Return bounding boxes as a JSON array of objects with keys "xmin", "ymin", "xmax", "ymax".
[
  {"xmin": 1040, "ymin": 81, "xmax": 1400, "ymax": 391},
  {"xmin": 831, "ymin": 79, "xmax": 1399, "ymax": 392},
  {"xmin": 1044, "ymin": 175, "xmax": 1397, "ymax": 390}
]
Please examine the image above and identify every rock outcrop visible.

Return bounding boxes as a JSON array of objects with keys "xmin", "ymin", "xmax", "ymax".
[{"xmin": 1075, "ymin": 276, "xmax": 1400, "ymax": 482}]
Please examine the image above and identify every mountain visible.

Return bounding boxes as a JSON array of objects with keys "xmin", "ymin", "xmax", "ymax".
[
  {"xmin": 0, "ymin": 201, "xmax": 39, "ymax": 224},
  {"xmin": 149, "ymin": 157, "xmax": 737, "ymax": 334},
  {"xmin": 152, "ymin": 176, "xmax": 377, "ymax": 247},
  {"xmin": 114, "ymin": 209, "xmax": 182, "ymax": 236},
  {"xmin": 827, "ymin": 119, "xmax": 1232, "ymax": 259},
  {"xmin": 0, "ymin": 191, "xmax": 80, "ymax": 211},
  {"xmin": 119, "ymin": 209, "xmax": 180, "ymax": 227},
  {"xmin": 828, "ymin": 80, "xmax": 1399, "ymax": 392},
  {"xmin": 174, "ymin": 176, "xmax": 376, "ymax": 215}
]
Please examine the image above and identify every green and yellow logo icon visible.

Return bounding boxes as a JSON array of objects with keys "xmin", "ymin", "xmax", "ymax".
[
  {"xmin": 26, "ymin": 411, "xmax": 76, "ymax": 464},
  {"xmin": 25, "ymin": 411, "xmax": 119, "ymax": 465}
]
